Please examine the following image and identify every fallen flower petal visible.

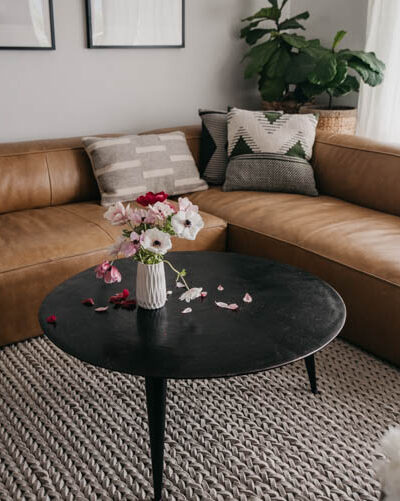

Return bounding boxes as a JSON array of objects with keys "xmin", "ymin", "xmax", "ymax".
[
  {"xmin": 120, "ymin": 300, "xmax": 137, "ymax": 310},
  {"xmin": 176, "ymin": 281, "xmax": 185, "ymax": 288},
  {"xmin": 95, "ymin": 306, "xmax": 109, "ymax": 312},
  {"xmin": 200, "ymin": 291, "xmax": 208, "ymax": 298},
  {"xmin": 82, "ymin": 298, "xmax": 95, "ymax": 306},
  {"xmin": 215, "ymin": 302, "xmax": 239, "ymax": 311},
  {"xmin": 217, "ymin": 285, "xmax": 224, "ymax": 291},
  {"xmin": 109, "ymin": 289, "xmax": 130, "ymax": 304},
  {"xmin": 179, "ymin": 287, "xmax": 202, "ymax": 303},
  {"xmin": 182, "ymin": 307, "xmax": 192, "ymax": 314},
  {"xmin": 46, "ymin": 315, "xmax": 57, "ymax": 324},
  {"xmin": 167, "ymin": 290, "xmax": 173, "ymax": 295},
  {"xmin": 122, "ymin": 289, "xmax": 130, "ymax": 298},
  {"xmin": 243, "ymin": 293, "xmax": 253, "ymax": 303}
]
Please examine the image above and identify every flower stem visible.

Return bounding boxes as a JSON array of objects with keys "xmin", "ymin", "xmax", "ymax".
[{"xmin": 164, "ymin": 260, "xmax": 190, "ymax": 290}]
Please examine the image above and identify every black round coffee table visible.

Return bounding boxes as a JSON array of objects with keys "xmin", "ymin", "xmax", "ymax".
[{"xmin": 39, "ymin": 251, "xmax": 346, "ymax": 501}]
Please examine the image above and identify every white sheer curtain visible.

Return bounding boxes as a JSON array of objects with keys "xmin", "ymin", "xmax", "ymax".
[{"xmin": 357, "ymin": 0, "xmax": 400, "ymax": 142}]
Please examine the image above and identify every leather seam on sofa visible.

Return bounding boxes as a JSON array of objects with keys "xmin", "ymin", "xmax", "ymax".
[
  {"xmin": 228, "ymin": 222, "xmax": 400, "ymax": 289},
  {"xmin": 45, "ymin": 153, "xmax": 53, "ymax": 206},
  {"xmin": 57, "ymin": 205, "xmax": 116, "ymax": 242},
  {"xmin": 315, "ymin": 139, "xmax": 400, "ymax": 158}
]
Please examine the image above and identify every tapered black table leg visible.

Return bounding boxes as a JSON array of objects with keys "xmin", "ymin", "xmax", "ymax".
[
  {"xmin": 305, "ymin": 354, "xmax": 318, "ymax": 394},
  {"xmin": 145, "ymin": 377, "xmax": 167, "ymax": 501}
]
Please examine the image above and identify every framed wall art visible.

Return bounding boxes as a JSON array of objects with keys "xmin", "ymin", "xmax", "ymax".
[
  {"xmin": 0, "ymin": 0, "xmax": 55, "ymax": 50},
  {"xmin": 86, "ymin": 0, "xmax": 185, "ymax": 49}
]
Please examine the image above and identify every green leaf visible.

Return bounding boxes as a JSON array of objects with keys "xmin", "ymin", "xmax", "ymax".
[
  {"xmin": 240, "ymin": 20, "xmax": 264, "ymax": 39},
  {"xmin": 245, "ymin": 28, "xmax": 274, "ymax": 45},
  {"xmin": 242, "ymin": 7, "xmax": 281, "ymax": 22},
  {"xmin": 278, "ymin": 19, "xmax": 306, "ymax": 31},
  {"xmin": 308, "ymin": 52, "xmax": 337, "ymax": 85},
  {"xmin": 278, "ymin": 11, "xmax": 309, "ymax": 31},
  {"xmin": 332, "ymin": 30, "xmax": 347, "ymax": 51},
  {"xmin": 331, "ymin": 75, "xmax": 360, "ymax": 97},
  {"xmin": 243, "ymin": 39, "xmax": 279, "ymax": 79},
  {"xmin": 348, "ymin": 59, "xmax": 383, "ymax": 86},
  {"xmin": 338, "ymin": 50, "xmax": 385, "ymax": 74},
  {"xmin": 285, "ymin": 52, "xmax": 316, "ymax": 84},
  {"xmin": 266, "ymin": 47, "xmax": 291, "ymax": 78},
  {"xmin": 328, "ymin": 59, "xmax": 347, "ymax": 87},
  {"xmin": 259, "ymin": 77, "xmax": 286, "ymax": 101},
  {"xmin": 281, "ymin": 33, "xmax": 311, "ymax": 49}
]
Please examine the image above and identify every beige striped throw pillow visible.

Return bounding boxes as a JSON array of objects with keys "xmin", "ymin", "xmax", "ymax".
[{"xmin": 82, "ymin": 132, "xmax": 208, "ymax": 206}]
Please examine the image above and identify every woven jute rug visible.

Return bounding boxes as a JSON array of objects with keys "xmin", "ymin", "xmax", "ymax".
[{"xmin": 0, "ymin": 337, "xmax": 399, "ymax": 501}]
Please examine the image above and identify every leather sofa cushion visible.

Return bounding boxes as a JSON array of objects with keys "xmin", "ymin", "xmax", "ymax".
[
  {"xmin": 0, "ymin": 201, "xmax": 227, "ymax": 346},
  {"xmin": 187, "ymin": 187, "xmax": 400, "ymax": 287}
]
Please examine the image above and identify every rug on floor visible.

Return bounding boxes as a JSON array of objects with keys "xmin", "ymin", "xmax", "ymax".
[{"xmin": 0, "ymin": 336, "xmax": 399, "ymax": 501}]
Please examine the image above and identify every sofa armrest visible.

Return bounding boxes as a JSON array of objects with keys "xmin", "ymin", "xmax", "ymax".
[{"xmin": 313, "ymin": 133, "xmax": 400, "ymax": 217}]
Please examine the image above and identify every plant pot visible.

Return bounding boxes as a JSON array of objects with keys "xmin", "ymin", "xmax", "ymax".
[
  {"xmin": 136, "ymin": 262, "xmax": 167, "ymax": 310},
  {"xmin": 261, "ymin": 99, "xmax": 305, "ymax": 114},
  {"xmin": 299, "ymin": 105, "xmax": 357, "ymax": 135}
]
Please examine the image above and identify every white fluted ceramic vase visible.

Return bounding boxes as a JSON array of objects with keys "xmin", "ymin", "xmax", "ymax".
[{"xmin": 136, "ymin": 262, "xmax": 167, "ymax": 310}]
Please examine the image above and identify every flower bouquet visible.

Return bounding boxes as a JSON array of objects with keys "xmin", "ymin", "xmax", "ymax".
[{"xmin": 95, "ymin": 191, "xmax": 204, "ymax": 309}]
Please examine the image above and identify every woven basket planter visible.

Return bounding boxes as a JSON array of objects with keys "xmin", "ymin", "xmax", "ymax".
[{"xmin": 299, "ymin": 105, "xmax": 357, "ymax": 135}]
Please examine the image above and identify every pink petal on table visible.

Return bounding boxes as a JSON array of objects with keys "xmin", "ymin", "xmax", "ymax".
[
  {"xmin": 167, "ymin": 290, "xmax": 173, "ymax": 295},
  {"xmin": 215, "ymin": 301, "xmax": 239, "ymax": 311},
  {"xmin": 120, "ymin": 300, "xmax": 136, "ymax": 310},
  {"xmin": 176, "ymin": 282, "xmax": 185, "ymax": 288},
  {"xmin": 217, "ymin": 285, "xmax": 224, "ymax": 291},
  {"xmin": 243, "ymin": 293, "xmax": 253, "ymax": 303},
  {"xmin": 95, "ymin": 306, "xmax": 109, "ymax": 313},
  {"xmin": 200, "ymin": 291, "xmax": 208, "ymax": 299},
  {"xmin": 122, "ymin": 289, "xmax": 130, "ymax": 298},
  {"xmin": 46, "ymin": 315, "xmax": 57, "ymax": 324},
  {"xmin": 182, "ymin": 307, "xmax": 192, "ymax": 314},
  {"xmin": 82, "ymin": 298, "xmax": 95, "ymax": 306}
]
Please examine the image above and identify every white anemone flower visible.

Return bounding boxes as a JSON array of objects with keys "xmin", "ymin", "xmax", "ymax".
[
  {"xmin": 178, "ymin": 197, "xmax": 199, "ymax": 213},
  {"xmin": 149, "ymin": 201, "xmax": 175, "ymax": 220},
  {"xmin": 141, "ymin": 228, "xmax": 172, "ymax": 255},
  {"xmin": 104, "ymin": 202, "xmax": 130, "ymax": 225},
  {"xmin": 171, "ymin": 210, "xmax": 204, "ymax": 240},
  {"xmin": 179, "ymin": 287, "xmax": 203, "ymax": 303}
]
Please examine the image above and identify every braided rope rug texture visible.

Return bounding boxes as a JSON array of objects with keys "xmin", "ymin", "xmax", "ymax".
[{"xmin": 0, "ymin": 337, "xmax": 399, "ymax": 501}]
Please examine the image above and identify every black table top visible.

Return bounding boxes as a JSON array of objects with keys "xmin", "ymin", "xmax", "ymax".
[{"xmin": 39, "ymin": 252, "xmax": 346, "ymax": 380}]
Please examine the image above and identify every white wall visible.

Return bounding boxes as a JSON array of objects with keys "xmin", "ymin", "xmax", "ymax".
[
  {"xmin": 0, "ymin": 0, "xmax": 263, "ymax": 142},
  {"xmin": 290, "ymin": 0, "xmax": 368, "ymax": 107}
]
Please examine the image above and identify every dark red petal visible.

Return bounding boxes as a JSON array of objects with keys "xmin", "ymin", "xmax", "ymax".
[
  {"xmin": 82, "ymin": 298, "xmax": 95, "ymax": 306},
  {"xmin": 46, "ymin": 315, "xmax": 57, "ymax": 324},
  {"xmin": 120, "ymin": 299, "xmax": 137, "ymax": 310},
  {"xmin": 122, "ymin": 289, "xmax": 130, "ymax": 298}
]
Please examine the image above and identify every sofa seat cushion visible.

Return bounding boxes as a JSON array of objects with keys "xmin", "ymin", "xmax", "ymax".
[
  {"xmin": 0, "ymin": 201, "xmax": 227, "ymax": 346},
  {"xmin": 188, "ymin": 187, "xmax": 400, "ymax": 366},
  {"xmin": 188, "ymin": 187, "xmax": 400, "ymax": 286}
]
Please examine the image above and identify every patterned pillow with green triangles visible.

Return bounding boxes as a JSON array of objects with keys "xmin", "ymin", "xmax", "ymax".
[{"xmin": 227, "ymin": 108, "xmax": 319, "ymax": 161}]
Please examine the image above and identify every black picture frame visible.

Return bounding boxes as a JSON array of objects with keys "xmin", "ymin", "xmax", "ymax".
[
  {"xmin": 85, "ymin": 0, "xmax": 185, "ymax": 49},
  {"xmin": 0, "ymin": 0, "xmax": 56, "ymax": 51}
]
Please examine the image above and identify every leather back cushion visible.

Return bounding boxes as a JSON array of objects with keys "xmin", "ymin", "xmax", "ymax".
[
  {"xmin": 313, "ymin": 133, "xmax": 400, "ymax": 217},
  {"xmin": 0, "ymin": 138, "xmax": 99, "ymax": 214}
]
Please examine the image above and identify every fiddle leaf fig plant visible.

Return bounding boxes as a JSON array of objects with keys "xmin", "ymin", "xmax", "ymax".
[{"xmin": 241, "ymin": 1, "xmax": 386, "ymax": 108}]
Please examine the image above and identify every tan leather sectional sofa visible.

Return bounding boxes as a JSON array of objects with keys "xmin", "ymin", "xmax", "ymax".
[{"xmin": 1, "ymin": 127, "xmax": 399, "ymax": 367}]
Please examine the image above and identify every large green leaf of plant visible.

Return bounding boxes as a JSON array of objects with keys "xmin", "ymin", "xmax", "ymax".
[
  {"xmin": 244, "ymin": 39, "xmax": 280, "ymax": 79},
  {"xmin": 243, "ymin": 7, "xmax": 281, "ymax": 22},
  {"xmin": 259, "ymin": 77, "xmax": 286, "ymax": 101},
  {"xmin": 285, "ymin": 52, "xmax": 316, "ymax": 84},
  {"xmin": 266, "ymin": 47, "xmax": 291, "ymax": 79},
  {"xmin": 332, "ymin": 30, "xmax": 347, "ymax": 51},
  {"xmin": 244, "ymin": 28, "xmax": 275, "ymax": 46},
  {"xmin": 240, "ymin": 20, "xmax": 264, "ymax": 39},
  {"xmin": 278, "ymin": 11, "xmax": 310, "ymax": 31},
  {"xmin": 298, "ymin": 81, "xmax": 326, "ymax": 100},
  {"xmin": 308, "ymin": 52, "xmax": 337, "ymax": 85},
  {"xmin": 281, "ymin": 33, "xmax": 311, "ymax": 49},
  {"xmin": 327, "ymin": 59, "xmax": 347, "ymax": 88},
  {"xmin": 338, "ymin": 50, "xmax": 385, "ymax": 74},
  {"xmin": 332, "ymin": 75, "xmax": 360, "ymax": 97},
  {"xmin": 348, "ymin": 59, "xmax": 383, "ymax": 86}
]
